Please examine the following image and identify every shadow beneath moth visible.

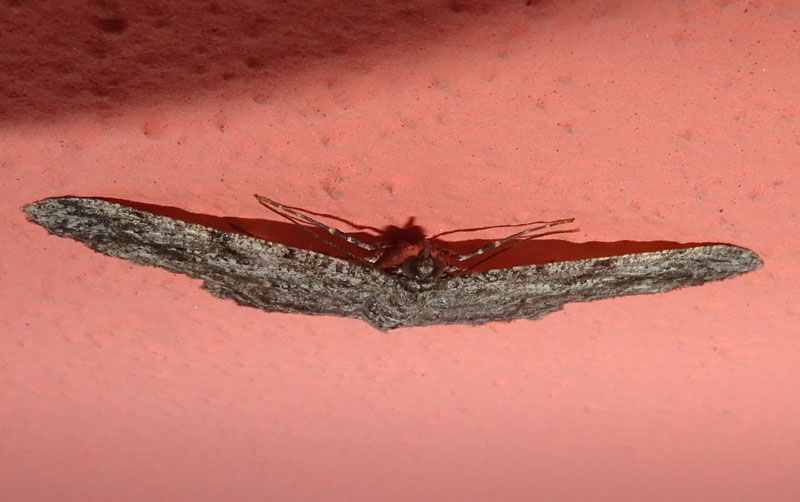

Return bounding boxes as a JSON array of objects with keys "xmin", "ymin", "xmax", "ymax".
[{"xmin": 23, "ymin": 196, "xmax": 762, "ymax": 331}]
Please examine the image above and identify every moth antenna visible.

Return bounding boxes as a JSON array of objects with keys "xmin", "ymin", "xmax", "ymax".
[{"xmin": 456, "ymin": 227, "xmax": 581, "ymax": 275}]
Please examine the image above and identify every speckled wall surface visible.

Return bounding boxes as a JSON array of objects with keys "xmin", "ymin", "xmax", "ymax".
[{"xmin": 1, "ymin": 1, "xmax": 798, "ymax": 500}]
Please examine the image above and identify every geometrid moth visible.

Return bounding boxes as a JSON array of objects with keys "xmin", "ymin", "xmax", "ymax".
[{"xmin": 24, "ymin": 197, "xmax": 762, "ymax": 330}]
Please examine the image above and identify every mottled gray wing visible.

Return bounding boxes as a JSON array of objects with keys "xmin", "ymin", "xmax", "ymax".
[
  {"xmin": 23, "ymin": 197, "xmax": 407, "ymax": 325},
  {"xmin": 23, "ymin": 198, "xmax": 764, "ymax": 331},
  {"xmin": 404, "ymin": 245, "xmax": 762, "ymax": 328}
]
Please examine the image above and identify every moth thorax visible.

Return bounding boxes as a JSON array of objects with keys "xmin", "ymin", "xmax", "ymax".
[{"xmin": 399, "ymin": 255, "xmax": 445, "ymax": 281}]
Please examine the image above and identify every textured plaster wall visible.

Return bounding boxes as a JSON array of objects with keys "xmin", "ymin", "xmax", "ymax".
[{"xmin": 1, "ymin": 1, "xmax": 799, "ymax": 501}]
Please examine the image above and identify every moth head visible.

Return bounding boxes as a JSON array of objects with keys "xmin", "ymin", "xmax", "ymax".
[
  {"xmin": 399, "ymin": 255, "xmax": 445, "ymax": 280},
  {"xmin": 394, "ymin": 243, "xmax": 447, "ymax": 287}
]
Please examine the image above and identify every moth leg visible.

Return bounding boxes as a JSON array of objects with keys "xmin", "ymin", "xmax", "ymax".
[
  {"xmin": 435, "ymin": 219, "xmax": 580, "ymax": 274},
  {"xmin": 228, "ymin": 221, "xmax": 357, "ymax": 263},
  {"xmin": 254, "ymin": 194, "xmax": 381, "ymax": 267},
  {"xmin": 450, "ymin": 218, "xmax": 577, "ymax": 262},
  {"xmin": 456, "ymin": 226, "xmax": 581, "ymax": 274},
  {"xmin": 430, "ymin": 220, "xmax": 562, "ymax": 239},
  {"xmin": 254, "ymin": 195, "xmax": 377, "ymax": 251}
]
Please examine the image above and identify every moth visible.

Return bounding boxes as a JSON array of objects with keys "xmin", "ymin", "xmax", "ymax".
[{"xmin": 23, "ymin": 197, "xmax": 762, "ymax": 330}]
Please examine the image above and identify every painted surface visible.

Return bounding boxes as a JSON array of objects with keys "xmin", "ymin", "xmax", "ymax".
[{"xmin": 1, "ymin": 1, "xmax": 798, "ymax": 500}]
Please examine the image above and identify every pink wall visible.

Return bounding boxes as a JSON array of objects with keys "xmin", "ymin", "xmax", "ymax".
[{"xmin": 2, "ymin": 1, "xmax": 798, "ymax": 500}]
